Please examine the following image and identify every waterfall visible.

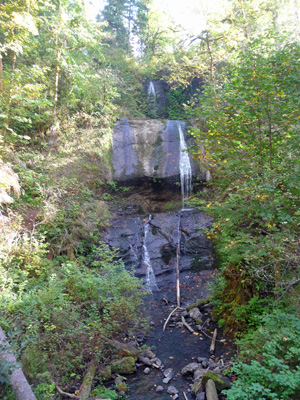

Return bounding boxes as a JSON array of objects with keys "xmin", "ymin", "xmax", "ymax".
[
  {"xmin": 175, "ymin": 213, "xmax": 181, "ymax": 307},
  {"xmin": 178, "ymin": 123, "xmax": 192, "ymax": 209},
  {"xmin": 147, "ymin": 81, "xmax": 156, "ymax": 97},
  {"xmin": 143, "ymin": 215, "xmax": 158, "ymax": 292}
]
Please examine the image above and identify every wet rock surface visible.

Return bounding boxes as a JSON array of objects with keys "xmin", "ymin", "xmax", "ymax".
[
  {"xmin": 111, "ymin": 119, "xmax": 204, "ymax": 184},
  {"xmin": 104, "ymin": 208, "xmax": 214, "ymax": 285}
]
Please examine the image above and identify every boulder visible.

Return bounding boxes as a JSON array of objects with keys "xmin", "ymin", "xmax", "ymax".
[
  {"xmin": 205, "ymin": 379, "xmax": 218, "ymax": 400},
  {"xmin": 194, "ymin": 367, "xmax": 206, "ymax": 381},
  {"xmin": 111, "ymin": 357, "xmax": 136, "ymax": 375},
  {"xmin": 201, "ymin": 372, "xmax": 226, "ymax": 392},
  {"xmin": 156, "ymin": 385, "xmax": 164, "ymax": 393},
  {"xmin": 98, "ymin": 366, "xmax": 111, "ymax": 382},
  {"xmin": 114, "ymin": 375, "xmax": 127, "ymax": 393},
  {"xmin": 106, "ymin": 338, "xmax": 139, "ymax": 360},
  {"xmin": 189, "ymin": 308, "xmax": 203, "ymax": 324},
  {"xmin": 181, "ymin": 362, "xmax": 199, "ymax": 376}
]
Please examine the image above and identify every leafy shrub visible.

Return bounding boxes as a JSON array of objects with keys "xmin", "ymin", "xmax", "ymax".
[
  {"xmin": 224, "ymin": 312, "xmax": 300, "ymax": 400},
  {"xmin": 92, "ymin": 385, "xmax": 118, "ymax": 399},
  {"xmin": 0, "ymin": 242, "xmax": 145, "ymax": 384}
]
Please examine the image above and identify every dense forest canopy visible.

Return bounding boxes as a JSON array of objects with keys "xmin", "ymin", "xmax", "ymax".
[{"xmin": 0, "ymin": 0, "xmax": 300, "ymax": 399}]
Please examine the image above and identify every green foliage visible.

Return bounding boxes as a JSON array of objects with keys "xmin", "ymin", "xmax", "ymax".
[
  {"xmin": 166, "ymin": 87, "xmax": 188, "ymax": 119},
  {"xmin": 92, "ymin": 384, "xmax": 118, "ymax": 400},
  {"xmin": 190, "ymin": 33, "xmax": 300, "ymax": 332},
  {"xmin": 224, "ymin": 312, "xmax": 300, "ymax": 400},
  {"xmin": 0, "ymin": 242, "xmax": 145, "ymax": 384}
]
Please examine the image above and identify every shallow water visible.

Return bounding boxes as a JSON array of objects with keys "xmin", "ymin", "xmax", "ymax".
[{"xmin": 126, "ymin": 270, "xmax": 229, "ymax": 400}]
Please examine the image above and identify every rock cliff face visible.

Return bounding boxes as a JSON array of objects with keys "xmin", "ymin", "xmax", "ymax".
[
  {"xmin": 104, "ymin": 209, "xmax": 214, "ymax": 284},
  {"xmin": 111, "ymin": 119, "xmax": 206, "ymax": 185}
]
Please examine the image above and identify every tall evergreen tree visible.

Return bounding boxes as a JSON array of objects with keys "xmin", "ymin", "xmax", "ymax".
[{"xmin": 101, "ymin": 0, "xmax": 150, "ymax": 54}]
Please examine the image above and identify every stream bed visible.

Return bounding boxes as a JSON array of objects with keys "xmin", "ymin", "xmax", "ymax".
[{"xmin": 126, "ymin": 270, "xmax": 232, "ymax": 400}]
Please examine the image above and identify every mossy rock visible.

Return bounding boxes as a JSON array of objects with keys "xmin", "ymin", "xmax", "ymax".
[
  {"xmin": 201, "ymin": 372, "xmax": 226, "ymax": 392},
  {"xmin": 111, "ymin": 357, "xmax": 136, "ymax": 375},
  {"xmin": 116, "ymin": 382, "xmax": 127, "ymax": 393},
  {"xmin": 98, "ymin": 366, "xmax": 112, "ymax": 382},
  {"xmin": 186, "ymin": 297, "xmax": 210, "ymax": 311}
]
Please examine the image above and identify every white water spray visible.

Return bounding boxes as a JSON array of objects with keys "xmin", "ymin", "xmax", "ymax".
[
  {"xmin": 178, "ymin": 123, "xmax": 192, "ymax": 209},
  {"xmin": 147, "ymin": 81, "xmax": 156, "ymax": 97},
  {"xmin": 143, "ymin": 215, "xmax": 158, "ymax": 292}
]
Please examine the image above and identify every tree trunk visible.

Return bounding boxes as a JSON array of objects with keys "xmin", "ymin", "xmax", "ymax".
[
  {"xmin": 0, "ymin": 327, "xmax": 37, "ymax": 400},
  {"xmin": 2, "ymin": 51, "xmax": 16, "ymax": 138},
  {"xmin": 0, "ymin": 54, "xmax": 3, "ymax": 90}
]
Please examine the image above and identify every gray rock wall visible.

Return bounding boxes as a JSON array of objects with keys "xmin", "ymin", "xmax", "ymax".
[
  {"xmin": 111, "ymin": 118, "xmax": 206, "ymax": 184},
  {"xmin": 104, "ymin": 210, "xmax": 214, "ymax": 284}
]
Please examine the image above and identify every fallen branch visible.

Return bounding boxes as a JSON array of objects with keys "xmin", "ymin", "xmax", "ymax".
[
  {"xmin": 163, "ymin": 306, "xmax": 180, "ymax": 331},
  {"xmin": 181, "ymin": 316, "xmax": 194, "ymax": 333},
  {"xmin": 0, "ymin": 327, "xmax": 37, "ymax": 400},
  {"xmin": 210, "ymin": 329, "xmax": 217, "ymax": 354},
  {"xmin": 55, "ymin": 384, "xmax": 80, "ymax": 399},
  {"xmin": 183, "ymin": 391, "xmax": 189, "ymax": 400}
]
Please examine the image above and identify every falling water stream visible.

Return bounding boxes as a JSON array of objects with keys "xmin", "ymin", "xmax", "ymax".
[
  {"xmin": 143, "ymin": 215, "xmax": 158, "ymax": 292},
  {"xmin": 148, "ymin": 81, "xmax": 156, "ymax": 97},
  {"xmin": 178, "ymin": 123, "xmax": 192, "ymax": 209}
]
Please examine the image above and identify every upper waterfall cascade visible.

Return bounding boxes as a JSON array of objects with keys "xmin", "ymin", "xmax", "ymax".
[
  {"xmin": 178, "ymin": 123, "xmax": 192, "ymax": 208},
  {"xmin": 147, "ymin": 81, "xmax": 156, "ymax": 97}
]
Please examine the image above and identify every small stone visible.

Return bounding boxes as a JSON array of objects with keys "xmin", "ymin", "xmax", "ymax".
[
  {"xmin": 167, "ymin": 386, "xmax": 179, "ymax": 395},
  {"xmin": 156, "ymin": 385, "xmax": 164, "ymax": 393},
  {"xmin": 144, "ymin": 367, "xmax": 150, "ymax": 374},
  {"xmin": 202, "ymin": 360, "xmax": 209, "ymax": 368},
  {"xmin": 151, "ymin": 357, "xmax": 162, "ymax": 367},
  {"xmin": 197, "ymin": 357, "xmax": 207, "ymax": 363},
  {"xmin": 189, "ymin": 308, "xmax": 203, "ymax": 322},
  {"xmin": 173, "ymin": 394, "xmax": 179, "ymax": 400},
  {"xmin": 138, "ymin": 355, "xmax": 152, "ymax": 366},
  {"xmin": 143, "ymin": 348, "xmax": 156, "ymax": 359},
  {"xmin": 163, "ymin": 368, "xmax": 175, "ymax": 383}
]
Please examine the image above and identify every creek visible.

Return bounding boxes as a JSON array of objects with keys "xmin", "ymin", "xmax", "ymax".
[{"xmin": 104, "ymin": 86, "xmax": 232, "ymax": 399}]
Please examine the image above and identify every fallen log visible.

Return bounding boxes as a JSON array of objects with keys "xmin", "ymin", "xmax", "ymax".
[
  {"xmin": 77, "ymin": 363, "xmax": 96, "ymax": 400},
  {"xmin": 0, "ymin": 327, "xmax": 37, "ymax": 400}
]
